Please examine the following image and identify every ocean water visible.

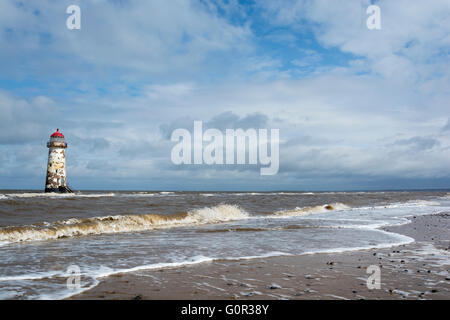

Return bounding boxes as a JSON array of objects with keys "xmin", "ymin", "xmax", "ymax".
[{"xmin": 0, "ymin": 190, "xmax": 449, "ymax": 299}]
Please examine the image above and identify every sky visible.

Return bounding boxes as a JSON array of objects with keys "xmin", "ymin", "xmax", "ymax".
[{"xmin": 0, "ymin": 0, "xmax": 449, "ymax": 191}]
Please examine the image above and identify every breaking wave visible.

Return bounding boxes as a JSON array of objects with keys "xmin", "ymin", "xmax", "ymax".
[
  {"xmin": 273, "ymin": 203, "xmax": 349, "ymax": 217},
  {"xmin": 0, "ymin": 202, "xmax": 348, "ymax": 244},
  {"xmin": 0, "ymin": 204, "xmax": 249, "ymax": 243}
]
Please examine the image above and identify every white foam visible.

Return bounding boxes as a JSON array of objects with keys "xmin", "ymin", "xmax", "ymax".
[
  {"xmin": 301, "ymin": 233, "xmax": 414, "ymax": 256},
  {"xmin": 4, "ymin": 192, "xmax": 115, "ymax": 198},
  {"xmin": 0, "ymin": 204, "xmax": 250, "ymax": 243},
  {"xmin": 273, "ymin": 203, "xmax": 349, "ymax": 217},
  {"xmin": 120, "ymin": 193, "xmax": 156, "ymax": 197},
  {"xmin": 0, "ymin": 270, "xmax": 64, "ymax": 282}
]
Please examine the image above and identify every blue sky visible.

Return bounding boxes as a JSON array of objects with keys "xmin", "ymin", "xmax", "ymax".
[{"xmin": 0, "ymin": 0, "xmax": 449, "ymax": 191}]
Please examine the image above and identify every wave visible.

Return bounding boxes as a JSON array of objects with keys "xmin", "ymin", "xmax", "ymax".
[
  {"xmin": 2, "ymin": 192, "xmax": 115, "ymax": 199},
  {"xmin": 0, "ymin": 202, "xmax": 349, "ymax": 244},
  {"xmin": 229, "ymin": 192, "xmax": 315, "ymax": 196},
  {"xmin": 119, "ymin": 193, "xmax": 157, "ymax": 197},
  {"xmin": 0, "ymin": 202, "xmax": 350, "ymax": 244},
  {"xmin": 356, "ymin": 200, "xmax": 441, "ymax": 211},
  {"xmin": 0, "ymin": 204, "xmax": 249, "ymax": 243},
  {"xmin": 273, "ymin": 203, "xmax": 349, "ymax": 217}
]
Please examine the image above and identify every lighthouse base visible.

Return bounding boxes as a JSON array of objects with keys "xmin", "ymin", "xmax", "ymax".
[{"xmin": 45, "ymin": 186, "xmax": 74, "ymax": 193}]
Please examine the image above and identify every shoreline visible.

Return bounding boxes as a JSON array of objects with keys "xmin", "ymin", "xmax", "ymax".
[{"xmin": 69, "ymin": 211, "xmax": 450, "ymax": 300}]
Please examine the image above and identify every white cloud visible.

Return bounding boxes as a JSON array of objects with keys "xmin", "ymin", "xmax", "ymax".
[{"xmin": 0, "ymin": 0, "xmax": 449, "ymax": 189}]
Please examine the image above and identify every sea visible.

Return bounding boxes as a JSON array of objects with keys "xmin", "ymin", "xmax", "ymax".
[{"xmin": 0, "ymin": 190, "xmax": 449, "ymax": 299}]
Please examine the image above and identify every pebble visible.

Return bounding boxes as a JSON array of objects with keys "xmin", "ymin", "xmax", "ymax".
[{"xmin": 269, "ymin": 283, "xmax": 281, "ymax": 290}]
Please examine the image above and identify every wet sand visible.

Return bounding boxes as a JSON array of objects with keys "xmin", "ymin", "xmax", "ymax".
[{"xmin": 70, "ymin": 212, "xmax": 450, "ymax": 300}]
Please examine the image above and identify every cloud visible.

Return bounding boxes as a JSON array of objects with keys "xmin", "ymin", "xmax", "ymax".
[
  {"xmin": 258, "ymin": 0, "xmax": 450, "ymax": 84},
  {"xmin": 0, "ymin": 91, "xmax": 61, "ymax": 144},
  {"xmin": 443, "ymin": 118, "xmax": 450, "ymax": 132},
  {"xmin": 394, "ymin": 136, "xmax": 440, "ymax": 151},
  {"xmin": 0, "ymin": 1, "xmax": 449, "ymax": 190},
  {"xmin": 0, "ymin": 0, "xmax": 253, "ymax": 80}
]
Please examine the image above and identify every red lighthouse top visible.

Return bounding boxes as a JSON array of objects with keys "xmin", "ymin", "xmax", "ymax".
[{"xmin": 50, "ymin": 128, "xmax": 64, "ymax": 138}]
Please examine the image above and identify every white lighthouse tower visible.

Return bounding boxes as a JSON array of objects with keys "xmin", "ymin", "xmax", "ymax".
[{"xmin": 45, "ymin": 129, "xmax": 73, "ymax": 193}]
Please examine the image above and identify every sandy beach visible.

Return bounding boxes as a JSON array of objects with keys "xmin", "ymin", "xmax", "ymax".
[{"xmin": 70, "ymin": 212, "xmax": 450, "ymax": 300}]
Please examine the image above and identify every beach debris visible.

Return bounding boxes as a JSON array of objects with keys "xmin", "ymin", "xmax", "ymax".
[
  {"xmin": 269, "ymin": 283, "xmax": 281, "ymax": 290},
  {"xmin": 132, "ymin": 294, "xmax": 143, "ymax": 300}
]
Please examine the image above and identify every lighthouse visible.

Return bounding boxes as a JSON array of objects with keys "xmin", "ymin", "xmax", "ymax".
[{"xmin": 45, "ymin": 129, "xmax": 73, "ymax": 193}]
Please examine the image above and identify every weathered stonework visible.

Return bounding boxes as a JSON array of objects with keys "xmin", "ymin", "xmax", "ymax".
[{"xmin": 45, "ymin": 129, "xmax": 72, "ymax": 193}]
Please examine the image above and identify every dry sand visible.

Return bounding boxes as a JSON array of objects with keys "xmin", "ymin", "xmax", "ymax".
[{"xmin": 70, "ymin": 212, "xmax": 450, "ymax": 300}]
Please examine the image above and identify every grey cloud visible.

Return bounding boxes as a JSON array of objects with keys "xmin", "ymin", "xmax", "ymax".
[
  {"xmin": 159, "ymin": 116, "xmax": 194, "ymax": 140},
  {"xmin": 159, "ymin": 112, "xmax": 270, "ymax": 140},
  {"xmin": 0, "ymin": 91, "xmax": 62, "ymax": 145},
  {"xmin": 394, "ymin": 136, "xmax": 440, "ymax": 150},
  {"xmin": 443, "ymin": 118, "xmax": 450, "ymax": 132},
  {"xmin": 206, "ymin": 112, "xmax": 269, "ymax": 130}
]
